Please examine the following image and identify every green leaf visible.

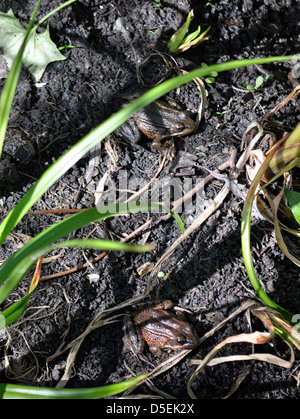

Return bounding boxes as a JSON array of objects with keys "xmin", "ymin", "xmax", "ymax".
[
  {"xmin": 182, "ymin": 25, "xmax": 201, "ymax": 44},
  {"xmin": 284, "ymin": 189, "xmax": 300, "ymax": 225},
  {"xmin": 0, "ymin": 375, "xmax": 147, "ymax": 399},
  {"xmin": 182, "ymin": 25, "xmax": 211, "ymax": 45},
  {"xmin": 171, "ymin": 23, "xmax": 210, "ymax": 54},
  {"xmin": 246, "ymin": 76, "xmax": 265, "ymax": 91},
  {"xmin": 205, "ymin": 76, "xmax": 215, "ymax": 83},
  {"xmin": 255, "ymin": 75, "xmax": 264, "ymax": 89},
  {"xmin": 0, "ymin": 9, "xmax": 66, "ymax": 81},
  {"xmin": 201, "ymin": 63, "xmax": 217, "ymax": 82}
]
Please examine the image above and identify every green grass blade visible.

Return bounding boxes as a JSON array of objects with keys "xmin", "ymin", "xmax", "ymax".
[
  {"xmin": 0, "ymin": 203, "xmax": 178, "ymax": 283},
  {"xmin": 0, "ymin": 0, "xmax": 41, "ymax": 157},
  {"xmin": 0, "ymin": 207, "xmax": 103, "ymax": 284},
  {"xmin": 241, "ymin": 140, "xmax": 293, "ymax": 322},
  {"xmin": 1, "ymin": 237, "xmax": 153, "ymax": 327},
  {"xmin": 0, "ymin": 375, "xmax": 147, "ymax": 399},
  {"xmin": 0, "ymin": 202, "xmax": 179, "ymax": 303},
  {"xmin": 33, "ymin": 0, "xmax": 77, "ymax": 32},
  {"xmin": 0, "ymin": 239, "xmax": 153, "ymax": 328},
  {"xmin": 1, "ymin": 293, "xmax": 33, "ymax": 328},
  {"xmin": 0, "ymin": 56, "xmax": 297, "ymax": 246},
  {"xmin": 0, "ymin": 238, "xmax": 153, "ymax": 326},
  {"xmin": 53, "ymin": 238, "xmax": 153, "ymax": 252}
]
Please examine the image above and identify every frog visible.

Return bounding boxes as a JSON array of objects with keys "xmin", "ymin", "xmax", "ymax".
[
  {"xmin": 124, "ymin": 300, "xmax": 199, "ymax": 356},
  {"xmin": 114, "ymin": 93, "xmax": 196, "ymax": 150}
]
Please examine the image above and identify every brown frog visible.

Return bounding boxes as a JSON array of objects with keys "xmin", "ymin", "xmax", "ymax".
[
  {"xmin": 115, "ymin": 95, "xmax": 196, "ymax": 150},
  {"xmin": 124, "ymin": 300, "xmax": 199, "ymax": 356}
]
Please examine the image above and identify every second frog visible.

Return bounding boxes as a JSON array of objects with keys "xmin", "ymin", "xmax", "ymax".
[{"xmin": 114, "ymin": 94, "xmax": 196, "ymax": 150}]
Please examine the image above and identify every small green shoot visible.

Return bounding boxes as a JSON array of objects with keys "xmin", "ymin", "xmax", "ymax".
[
  {"xmin": 58, "ymin": 44, "xmax": 75, "ymax": 51},
  {"xmin": 215, "ymin": 108, "xmax": 228, "ymax": 129},
  {"xmin": 154, "ymin": 0, "xmax": 162, "ymax": 7},
  {"xmin": 168, "ymin": 10, "xmax": 210, "ymax": 54},
  {"xmin": 269, "ymin": 23, "xmax": 279, "ymax": 31},
  {"xmin": 215, "ymin": 115, "xmax": 228, "ymax": 130},
  {"xmin": 246, "ymin": 75, "xmax": 268, "ymax": 91},
  {"xmin": 201, "ymin": 62, "xmax": 218, "ymax": 83},
  {"xmin": 148, "ymin": 29, "xmax": 158, "ymax": 36}
]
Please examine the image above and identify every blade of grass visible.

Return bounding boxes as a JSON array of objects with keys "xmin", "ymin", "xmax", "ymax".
[
  {"xmin": 0, "ymin": 203, "xmax": 181, "ymax": 283},
  {"xmin": 0, "ymin": 375, "xmax": 147, "ymax": 399},
  {"xmin": 32, "ymin": 0, "xmax": 77, "ymax": 32},
  {"xmin": 0, "ymin": 239, "xmax": 153, "ymax": 327},
  {"xmin": 1, "ymin": 292, "xmax": 34, "ymax": 328},
  {"xmin": 0, "ymin": 0, "xmax": 41, "ymax": 157},
  {"xmin": 0, "ymin": 56, "xmax": 298, "ymax": 246},
  {"xmin": 0, "ymin": 202, "xmax": 180, "ymax": 304},
  {"xmin": 241, "ymin": 136, "xmax": 294, "ymax": 322},
  {"xmin": 0, "ymin": 256, "xmax": 42, "ymax": 327}
]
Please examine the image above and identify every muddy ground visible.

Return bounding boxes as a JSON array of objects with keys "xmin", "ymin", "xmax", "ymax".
[{"xmin": 0, "ymin": 0, "xmax": 300, "ymax": 399}]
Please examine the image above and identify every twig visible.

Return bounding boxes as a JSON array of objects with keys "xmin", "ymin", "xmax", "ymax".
[{"xmin": 263, "ymin": 85, "xmax": 300, "ymax": 120}]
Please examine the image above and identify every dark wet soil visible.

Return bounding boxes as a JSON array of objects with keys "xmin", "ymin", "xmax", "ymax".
[{"xmin": 0, "ymin": 0, "xmax": 300, "ymax": 399}]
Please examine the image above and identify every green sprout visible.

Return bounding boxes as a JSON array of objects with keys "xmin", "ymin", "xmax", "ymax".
[
  {"xmin": 215, "ymin": 108, "xmax": 228, "ymax": 129},
  {"xmin": 168, "ymin": 10, "xmax": 210, "ymax": 54},
  {"xmin": 246, "ymin": 75, "xmax": 268, "ymax": 91},
  {"xmin": 58, "ymin": 44, "xmax": 75, "ymax": 51},
  {"xmin": 148, "ymin": 29, "xmax": 158, "ymax": 36},
  {"xmin": 201, "ymin": 62, "xmax": 218, "ymax": 83},
  {"xmin": 269, "ymin": 23, "xmax": 279, "ymax": 31}
]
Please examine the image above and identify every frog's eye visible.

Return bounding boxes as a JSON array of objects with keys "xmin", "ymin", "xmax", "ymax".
[
  {"xmin": 176, "ymin": 124, "xmax": 185, "ymax": 132},
  {"xmin": 177, "ymin": 335, "xmax": 187, "ymax": 344}
]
